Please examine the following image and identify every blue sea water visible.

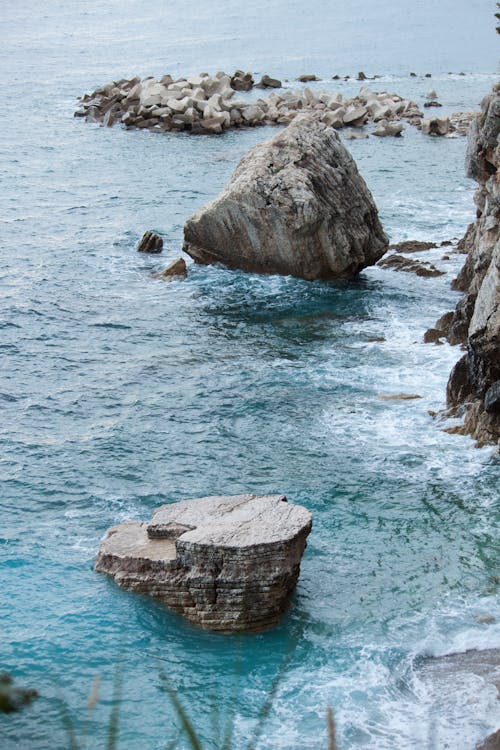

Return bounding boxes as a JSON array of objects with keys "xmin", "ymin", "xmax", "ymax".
[{"xmin": 0, "ymin": 1, "xmax": 499, "ymax": 748}]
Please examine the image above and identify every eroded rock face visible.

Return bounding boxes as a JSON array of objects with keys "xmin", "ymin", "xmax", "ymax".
[
  {"xmin": 443, "ymin": 86, "xmax": 500, "ymax": 446},
  {"xmin": 183, "ymin": 113, "xmax": 388, "ymax": 280},
  {"xmin": 95, "ymin": 494, "xmax": 312, "ymax": 632}
]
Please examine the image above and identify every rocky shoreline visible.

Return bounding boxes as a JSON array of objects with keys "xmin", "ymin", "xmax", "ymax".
[
  {"xmin": 425, "ymin": 85, "xmax": 500, "ymax": 447},
  {"xmin": 75, "ymin": 69, "xmax": 475, "ymax": 138}
]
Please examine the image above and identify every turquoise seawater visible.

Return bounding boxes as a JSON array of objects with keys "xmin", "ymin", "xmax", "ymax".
[{"xmin": 1, "ymin": 2, "xmax": 499, "ymax": 748}]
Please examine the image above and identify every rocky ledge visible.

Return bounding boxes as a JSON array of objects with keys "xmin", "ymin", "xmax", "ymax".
[
  {"xmin": 75, "ymin": 70, "xmax": 474, "ymax": 137},
  {"xmin": 183, "ymin": 112, "xmax": 388, "ymax": 280},
  {"xmin": 95, "ymin": 493, "xmax": 312, "ymax": 632},
  {"xmin": 428, "ymin": 85, "xmax": 500, "ymax": 447}
]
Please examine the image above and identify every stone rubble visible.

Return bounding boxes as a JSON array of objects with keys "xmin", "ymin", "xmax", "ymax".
[{"xmin": 75, "ymin": 70, "xmax": 476, "ymax": 138}]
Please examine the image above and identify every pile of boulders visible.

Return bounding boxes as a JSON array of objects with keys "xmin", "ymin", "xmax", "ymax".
[
  {"xmin": 75, "ymin": 72, "xmax": 418, "ymax": 137},
  {"xmin": 75, "ymin": 71, "xmax": 476, "ymax": 139}
]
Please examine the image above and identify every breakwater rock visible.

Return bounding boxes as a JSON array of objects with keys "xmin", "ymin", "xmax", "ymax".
[
  {"xmin": 95, "ymin": 493, "xmax": 312, "ymax": 632},
  {"xmin": 74, "ymin": 71, "xmax": 446, "ymax": 137},
  {"xmin": 434, "ymin": 85, "xmax": 500, "ymax": 446},
  {"xmin": 183, "ymin": 113, "xmax": 388, "ymax": 280}
]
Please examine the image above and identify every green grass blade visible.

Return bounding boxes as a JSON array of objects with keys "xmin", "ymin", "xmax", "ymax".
[
  {"xmin": 159, "ymin": 669, "xmax": 203, "ymax": 750},
  {"xmin": 105, "ymin": 665, "xmax": 123, "ymax": 750}
]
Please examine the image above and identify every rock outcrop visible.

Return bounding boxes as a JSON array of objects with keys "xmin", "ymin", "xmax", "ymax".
[
  {"xmin": 95, "ymin": 494, "xmax": 312, "ymax": 632},
  {"xmin": 183, "ymin": 113, "xmax": 388, "ymax": 280},
  {"xmin": 439, "ymin": 85, "xmax": 500, "ymax": 446}
]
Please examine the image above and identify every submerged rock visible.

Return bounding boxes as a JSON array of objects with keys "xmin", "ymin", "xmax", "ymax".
[
  {"xmin": 183, "ymin": 113, "xmax": 388, "ymax": 280},
  {"xmin": 377, "ymin": 253, "xmax": 444, "ymax": 277},
  {"xmin": 95, "ymin": 493, "xmax": 312, "ymax": 632}
]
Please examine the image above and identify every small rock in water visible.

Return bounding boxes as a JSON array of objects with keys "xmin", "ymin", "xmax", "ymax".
[
  {"xmin": 257, "ymin": 74, "xmax": 282, "ymax": 88},
  {"xmin": 230, "ymin": 70, "xmax": 254, "ymax": 91},
  {"xmin": 357, "ymin": 71, "xmax": 367, "ymax": 80},
  {"xmin": 421, "ymin": 117, "xmax": 450, "ymax": 136},
  {"xmin": 157, "ymin": 257, "xmax": 187, "ymax": 280},
  {"xmin": 426, "ymin": 89, "xmax": 438, "ymax": 100},
  {"xmin": 475, "ymin": 613, "xmax": 496, "ymax": 624},
  {"xmin": 137, "ymin": 230, "xmax": 163, "ymax": 253},
  {"xmin": 0, "ymin": 674, "xmax": 38, "ymax": 714},
  {"xmin": 377, "ymin": 253, "xmax": 445, "ymax": 276},
  {"xmin": 424, "ymin": 100, "xmax": 443, "ymax": 108},
  {"xmin": 298, "ymin": 73, "xmax": 318, "ymax": 82}
]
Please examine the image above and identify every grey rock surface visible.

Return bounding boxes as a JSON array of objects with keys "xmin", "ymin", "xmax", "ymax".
[
  {"xmin": 95, "ymin": 494, "xmax": 312, "ymax": 632},
  {"xmin": 183, "ymin": 113, "xmax": 388, "ymax": 280},
  {"xmin": 443, "ymin": 85, "xmax": 500, "ymax": 446}
]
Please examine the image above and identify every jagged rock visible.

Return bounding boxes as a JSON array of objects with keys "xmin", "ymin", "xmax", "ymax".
[
  {"xmin": 230, "ymin": 70, "xmax": 254, "ymax": 92},
  {"xmin": 157, "ymin": 257, "xmax": 187, "ymax": 280},
  {"xmin": 444, "ymin": 86, "xmax": 500, "ymax": 444},
  {"xmin": 485, "ymin": 381, "xmax": 500, "ymax": 415},
  {"xmin": 377, "ymin": 253, "xmax": 444, "ymax": 277},
  {"xmin": 183, "ymin": 113, "xmax": 388, "ymax": 280},
  {"xmin": 478, "ymin": 730, "xmax": 500, "ymax": 750},
  {"xmin": 389, "ymin": 240, "xmax": 437, "ymax": 253},
  {"xmin": 95, "ymin": 493, "xmax": 312, "ymax": 632},
  {"xmin": 357, "ymin": 71, "xmax": 367, "ymax": 81},
  {"xmin": 137, "ymin": 231, "xmax": 163, "ymax": 253}
]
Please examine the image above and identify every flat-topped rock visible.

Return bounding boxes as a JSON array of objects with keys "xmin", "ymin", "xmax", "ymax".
[{"xmin": 95, "ymin": 494, "xmax": 312, "ymax": 632}]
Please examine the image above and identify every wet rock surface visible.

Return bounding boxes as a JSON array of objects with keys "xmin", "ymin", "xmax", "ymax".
[
  {"xmin": 377, "ymin": 253, "xmax": 444, "ymax": 277},
  {"xmin": 95, "ymin": 493, "xmax": 312, "ymax": 632},
  {"xmin": 137, "ymin": 230, "xmax": 163, "ymax": 253},
  {"xmin": 435, "ymin": 85, "xmax": 500, "ymax": 446},
  {"xmin": 183, "ymin": 113, "xmax": 388, "ymax": 280}
]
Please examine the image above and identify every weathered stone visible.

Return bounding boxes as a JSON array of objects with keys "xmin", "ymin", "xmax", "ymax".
[
  {"xmin": 377, "ymin": 253, "xmax": 444, "ymax": 277},
  {"xmin": 137, "ymin": 230, "xmax": 163, "ymax": 253},
  {"xmin": 230, "ymin": 70, "xmax": 254, "ymax": 92},
  {"xmin": 95, "ymin": 493, "xmax": 312, "ymax": 632},
  {"xmin": 183, "ymin": 113, "xmax": 388, "ymax": 280},
  {"xmin": 343, "ymin": 106, "xmax": 367, "ymax": 126},
  {"xmin": 298, "ymin": 74, "xmax": 318, "ymax": 82},
  {"xmin": 389, "ymin": 240, "xmax": 437, "ymax": 253},
  {"xmin": 443, "ymin": 86, "xmax": 500, "ymax": 444},
  {"xmin": 373, "ymin": 120, "xmax": 404, "ymax": 137},
  {"xmin": 421, "ymin": 117, "xmax": 450, "ymax": 136},
  {"xmin": 157, "ymin": 257, "xmax": 187, "ymax": 280},
  {"xmin": 478, "ymin": 730, "xmax": 500, "ymax": 750},
  {"xmin": 258, "ymin": 74, "xmax": 282, "ymax": 88}
]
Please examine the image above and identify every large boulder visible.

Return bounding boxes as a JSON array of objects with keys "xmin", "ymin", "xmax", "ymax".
[
  {"xmin": 183, "ymin": 113, "xmax": 388, "ymax": 280},
  {"xmin": 95, "ymin": 493, "xmax": 312, "ymax": 632}
]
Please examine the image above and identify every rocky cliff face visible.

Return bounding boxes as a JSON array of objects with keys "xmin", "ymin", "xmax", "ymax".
[
  {"xmin": 445, "ymin": 85, "xmax": 500, "ymax": 446},
  {"xmin": 183, "ymin": 113, "xmax": 388, "ymax": 280},
  {"xmin": 95, "ymin": 494, "xmax": 312, "ymax": 632}
]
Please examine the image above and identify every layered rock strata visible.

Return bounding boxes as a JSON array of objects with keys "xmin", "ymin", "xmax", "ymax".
[
  {"xmin": 76, "ymin": 71, "xmax": 474, "ymax": 137},
  {"xmin": 435, "ymin": 86, "xmax": 500, "ymax": 445},
  {"xmin": 183, "ymin": 113, "xmax": 388, "ymax": 280},
  {"xmin": 95, "ymin": 494, "xmax": 312, "ymax": 632}
]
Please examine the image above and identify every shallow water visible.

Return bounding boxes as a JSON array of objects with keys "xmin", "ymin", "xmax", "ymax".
[{"xmin": 1, "ymin": 2, "xmax": 499, "ymax": 749}]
